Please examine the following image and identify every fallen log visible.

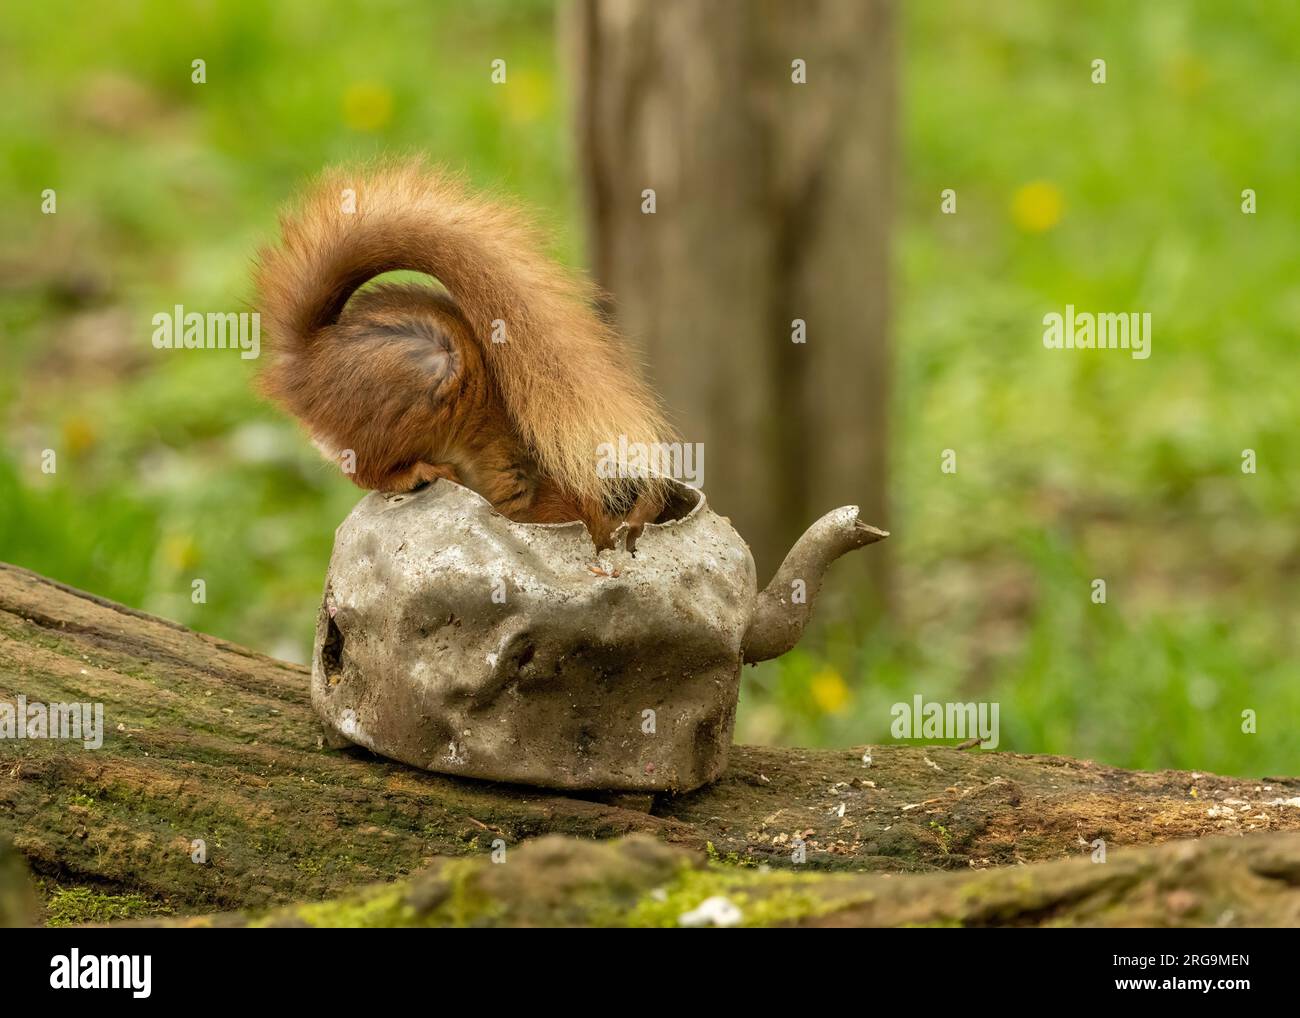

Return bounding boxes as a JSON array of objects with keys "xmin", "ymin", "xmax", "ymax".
[
  {"xmin": 2, "ymin": 561, "xmax": 1299, "ymax": 926},
  {"xmin": 120, "ymin": 830, "xmax": 1300, "ymax": 928}
]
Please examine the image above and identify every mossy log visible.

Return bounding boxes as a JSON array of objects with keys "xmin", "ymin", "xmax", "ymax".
[
  {"xmin": 3, "ymin": 561, "xmax": 1299, "ymax": 926},
  {"xmin": 125, "ymin": 830, "xmax": 1300, "ymax": 928}
]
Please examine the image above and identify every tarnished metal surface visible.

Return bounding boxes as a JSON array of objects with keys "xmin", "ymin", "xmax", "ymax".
[
  {"xmin": 311, "ymin": 478, "xmax": 887, "ymax": 792},
  {"xmin": 313, "ymin": 480, "xmax": 755, "ymax": 791},
  {"xmin": 742, "ymin": 508, "xmax": 888, "ymax": 663}
]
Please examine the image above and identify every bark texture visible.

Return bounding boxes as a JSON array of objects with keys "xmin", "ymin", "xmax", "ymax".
[{"xmin": 124, "ymin": 830, "xmax": 1300, "ymax": 928}]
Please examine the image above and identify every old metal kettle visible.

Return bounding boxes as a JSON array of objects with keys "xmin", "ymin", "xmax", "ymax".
[{"xmin": 313, "ymin": 479, "xmax": 886, "ymax": 792}]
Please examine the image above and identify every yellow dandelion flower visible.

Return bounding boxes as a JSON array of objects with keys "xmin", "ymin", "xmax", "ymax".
[
  {"xmin": 162, "ymin": 534, "xmax": 200, "ymax": 571},
  {"xmin": 809, "ymin": 667, "xmax": 851, "ymax": 715},
  {"xmin": 342, "ymin": 82, "xmax": 394, "ymax": 132},
  {"xmin": 1010, "ymin": 180, "xmax": 1063, "ymax": 233},
  {"xmin": 503, "ymin": 69, "xmax": 551, "ymax": 124},
  {"xmin": 1168, "ymin": 55, "xmax": 1208, "ymax": 98},
  {"xmin": 61, "ymin": 415, "xmax": 97, "ymax": 456}
]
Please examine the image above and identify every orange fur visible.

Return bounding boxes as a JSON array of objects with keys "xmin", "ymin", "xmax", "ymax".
[{"xmin": 253, "ymin": 160, "xmax": 674, "ymax": 549}]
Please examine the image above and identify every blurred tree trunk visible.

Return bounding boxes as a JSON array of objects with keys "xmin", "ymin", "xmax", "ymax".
[{"xmin": 567, "ymin": 0, "xmax": 894, "ymax": 610}]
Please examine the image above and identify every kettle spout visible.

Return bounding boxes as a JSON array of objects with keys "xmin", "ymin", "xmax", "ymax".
[{"xmin": 741, "ymin": 507, "xmax": 888, "ymax": 663}]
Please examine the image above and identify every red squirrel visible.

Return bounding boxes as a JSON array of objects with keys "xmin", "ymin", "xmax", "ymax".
[{"xmin": 254, "ymin": 160, "xmax": 674, "ymax": 550}]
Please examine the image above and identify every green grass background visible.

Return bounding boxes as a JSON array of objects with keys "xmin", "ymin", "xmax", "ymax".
[{"xmin": 1, "ymin": 1, "xmax": 1295, "ymax": 776}]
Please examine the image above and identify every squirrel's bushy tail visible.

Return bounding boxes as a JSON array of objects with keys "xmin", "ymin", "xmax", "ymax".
[{"xmin": 254, "ymin": 159, "xmax": 673, "ymax": 507}]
